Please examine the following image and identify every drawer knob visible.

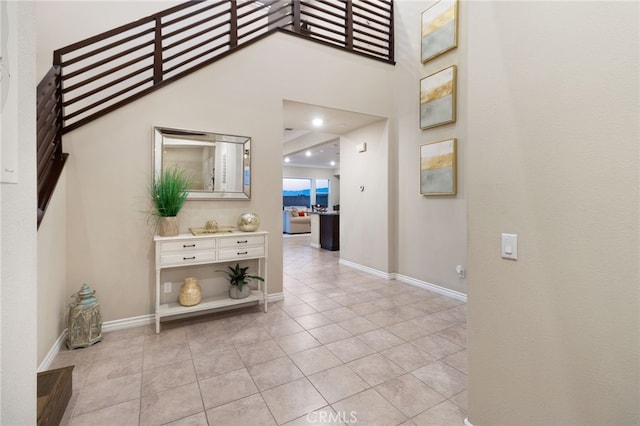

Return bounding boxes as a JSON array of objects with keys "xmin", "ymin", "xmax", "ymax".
[{"xmin": 183, "ymin": 256, "xmax": 196, "ymax": 260}]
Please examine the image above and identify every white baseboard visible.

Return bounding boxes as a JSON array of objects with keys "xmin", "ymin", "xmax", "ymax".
[
  {"xmin": 38, "ymin": 330, "xmax": 68, "ymax": 372},
  {"xmin": 339, "ymin": 258, "xmax": 395, "ymax": 280},
  {"xmin": 38, "ymin": 315, "xmax": 154, "ymax": 372},
  {"xmin": 395, "ymin": 273, "xmax": 467, "ymax": 302},
  {"xmin": 101, "ymin": 314, "xmax": 154, "ymax": 332},
  {"xmin": 103, "ymin": 293, "xmax": 283, "ymax": 330},
  {"xmin": 338, "ymin": 259, "xmax": 467, "ymax": 303},
  {"xmin": 310, "ymin": 242, "xmax": 321, "ymax": 249},
  {"xmin": 268, "ymin": 292, "xmax": 285, "ymax": 303},
  {"xmin": 40, "ymin": 293, "xmax": 287, "ymax": 371},
  {"xmin": 464, "ymin": 418, "xmax": 473, "ymax": 426}
]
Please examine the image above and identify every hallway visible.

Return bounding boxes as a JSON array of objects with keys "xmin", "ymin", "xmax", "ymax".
[{"xmin": 52, "ymin": 234, "xmax": 467, "ymax": 425}]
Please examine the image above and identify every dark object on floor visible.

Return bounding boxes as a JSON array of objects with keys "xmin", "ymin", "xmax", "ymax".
[
  {"xmin": 37, "ymin": 366, "xmax": 74, "ymax": 426},
  {"xmin": 320, "ymin": 213, "xmax": 340, "ymax": 251}
]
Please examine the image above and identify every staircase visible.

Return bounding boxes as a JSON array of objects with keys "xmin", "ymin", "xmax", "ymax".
[{"xmin": 36, "ymin": 0, "xmax": 394, "ymax": 227}]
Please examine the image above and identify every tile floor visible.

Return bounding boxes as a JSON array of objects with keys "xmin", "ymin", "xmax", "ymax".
[{"xmin": 53, "ymin": 234, "xmax": 467, "ymax": 425}]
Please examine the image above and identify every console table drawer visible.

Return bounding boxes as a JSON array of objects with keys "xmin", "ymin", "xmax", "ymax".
[
  {"xmin": 160, "ymin": 251, "xmax": 216, "ymax": 267},
  {"xmin": 154, "ymin": 231, "xmax": 268, "ymax": 333},
  {"xmin": 159, "ymin": 239, "xmax": 216, "ymax": 254},
  {"xmin": 218, "ymin": 235, "xmax": 265, "ymax": 248},
  {"xmin": 218, "ymin": 246, "xmax": 265, "ymax": 260}
]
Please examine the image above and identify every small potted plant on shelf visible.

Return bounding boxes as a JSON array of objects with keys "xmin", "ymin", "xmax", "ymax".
[
  {"xmin": 149, "ymin": 166, "xmax": 194, "ymax": 237},
  {"xmin": 217, "ymin": 263, "xmax": 264, "ymax": 299}
]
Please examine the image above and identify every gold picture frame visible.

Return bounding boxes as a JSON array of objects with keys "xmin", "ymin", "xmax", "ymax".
[
  {"xmin": 420, "ymin": 65, "xmax": 457, "ymax": 130},
  {"xmin": 421, "ymin": 0, "xmax": 458, "ymax": 63},
  {"xmin": 420, "ymin": 138, "xmax": 457, "ymax": 196}
]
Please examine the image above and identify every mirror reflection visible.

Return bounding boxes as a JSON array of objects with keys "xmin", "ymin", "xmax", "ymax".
[{"xmin": 154, "ymin": 127, "xmax": 251, "ymax": 199}]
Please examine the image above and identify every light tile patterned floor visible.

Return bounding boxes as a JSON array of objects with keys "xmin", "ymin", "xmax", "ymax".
[{"xmin": 54, "ymin": 234, "xmax": 467, "ymax": 425}]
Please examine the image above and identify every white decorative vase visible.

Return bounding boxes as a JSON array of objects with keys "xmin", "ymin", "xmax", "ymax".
[
  {"xmin": 229, "ymin": 284, "xmax": 251, "ymax": 299},
  {"xmin": 238, "ymin": 213, "xmax": 260, "ymax": 232},
  {"xmin": 159, "ymin": 216, "xmax": 179, "ymax": 237}
]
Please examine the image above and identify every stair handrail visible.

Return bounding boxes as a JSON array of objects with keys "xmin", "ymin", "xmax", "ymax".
[{"xmin": 36, "ymin": 0, "xmax": 394, "ymax": 227}]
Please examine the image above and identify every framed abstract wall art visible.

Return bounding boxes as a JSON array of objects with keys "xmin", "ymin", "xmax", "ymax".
[
  {"xmin": 421, "ymin": 0, "xmax": 458, "ymax": 63},
  {"xmin": 420, "ymin": 65, "xmax": 456, "ymax": 129},
  {"xmin": 420, "ymin": 138, "xmax": 456, "ymax": 195}
]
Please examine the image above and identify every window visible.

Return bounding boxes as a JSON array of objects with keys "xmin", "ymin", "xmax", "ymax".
[
  {"xmin": 315, "ymin": 179, "xmax": 329, "ymax": 207},
  {"xmin": 283, "ymin": 178, "xmax": 311, "ymax": 207},
  {"xmin": 282, "ymin": 178, "xmax": 331, "ymax": 208}
]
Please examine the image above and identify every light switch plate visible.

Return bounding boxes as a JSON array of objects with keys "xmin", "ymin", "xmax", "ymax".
[
  {"xmin": 501, "ymin": 233, "xmax": 518, "ymax": 260},
  {"xmin": 163, "ymin": 282, "xmax": 172, "ymax": 293}
]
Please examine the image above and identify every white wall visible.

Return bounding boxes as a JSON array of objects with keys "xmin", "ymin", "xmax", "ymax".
[
  {"xmin": 392, "ymin": 1, "xmax": 468, "ymax": 293},
  {"xmin": 466, "ymin": 2, "xmax": 639, "ymax": 424},
  {"xmin": 0, "ymin": 2, "xmax": 37, "ymax": 423},
  {"xmin": 37, "ymin": 169, "xmax": 67, "ymax": 365},
  {"xmin": 30, "ymin": 2, "xmax": 640, "ymax": 424},
  {"xmin": 58, "ymin": 33, "xmax": 394, "ymax": 322},
  {"xmin": 36, "ymin": 1, "xmax": 182, "ymax": 80},
  {"xmin": 34, "ymin": 1, "xmax": 471, "ymax": 363},
  {"xmin": 340, "ymin": 120, "xmax": 392, "ymax": 273},
  {"xmin": 283, "ymin": 165, "xmax": 340, "ymax": 209},
  {"xmin": 34, "ymin": 0, "xmax": 472, "ymax": 335}
]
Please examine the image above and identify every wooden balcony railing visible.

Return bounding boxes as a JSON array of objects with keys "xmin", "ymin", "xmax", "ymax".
[
  {"xmin": 36, "ymin": 66, "xmax": 68, "ymax": 225},
  {"xmin": 36, "ymin": 0, "xmax": 394, "ymax": 227}
]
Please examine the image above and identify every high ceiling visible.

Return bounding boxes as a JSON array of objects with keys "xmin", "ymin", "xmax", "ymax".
[{"xmin": 282, "ymin": 100, "xmax": 385, "ymax": 169}]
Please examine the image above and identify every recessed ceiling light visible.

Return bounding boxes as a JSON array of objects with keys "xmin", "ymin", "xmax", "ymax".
[
  {"xmin": 284, "ymin": 157, "xmax": 290, "ymax": 163},
  {"xmin": 305, "ymin": 151, "xmax": 312, "ymax": 157},
  {"xmin": 330, "ymin": 161, "xmax": 336, "ymax": 166},
  {"xmin": 312, "ymin": 118, "xmax": 323, "ymax": 127}
]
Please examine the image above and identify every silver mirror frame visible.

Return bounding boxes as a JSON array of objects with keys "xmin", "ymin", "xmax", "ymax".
[{"xmin": 153, "ymin": 126, "xmax": 251, "ymax": 200}]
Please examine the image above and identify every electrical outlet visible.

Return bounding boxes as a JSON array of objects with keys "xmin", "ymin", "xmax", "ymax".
[{"xmin": 163, "ymin": 282, "xmax": 172, "ymax": 293}]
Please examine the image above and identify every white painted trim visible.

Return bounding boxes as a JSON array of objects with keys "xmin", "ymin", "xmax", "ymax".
[
  {"xmin": 267, "ymin": 292, "xmax": 285, "ymax": 303},
  {"xmin": 310, "ymin": 242, "xmax": 321, "ymax": 249},
  {"xmin": 39, "ymin": 294, "xmax": 285, "ymax": 371},
  {"xmin": 39, "ymin": 315, "xmax": 154, "ymax": 371},
  {"xmin": 395, "ymin": 273, "xmax": 467, "ymax": 302},
  {"xmin": 101, "ymin": 294, "xmax": 283, "ymax": 331},
  {"xmin": 39, "ymin": 316, "xmax": 153, "ymax": 371},
  {"xmin": 337, "ymin": 259, "xmax": 467, "ymax": 303},
  {"xmin": 464, "ymin": 417, "xmax": 474, "ymax": 426},
  {"xmin": 101, "ymin": 314, "xmax": 154, "ymax": 332},
  {"xmin": 37, "ymin": 330, "xmax": 67, "ymax": 372},
  {"xmin": 40, "ymin": 278, "xmax": 463, "ymax": 371},
  {"xmin": 338, "ymin": 258, "xmax": 394, "ymax": 280}
]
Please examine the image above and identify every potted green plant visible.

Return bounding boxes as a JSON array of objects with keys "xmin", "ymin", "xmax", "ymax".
[
  {"xmin": 150, "ymin": 167, "xmax": 194, "ymax": 237},
  {"xmin": 217, "ymin": 263, "xmax": 264, "ymax": 299}
]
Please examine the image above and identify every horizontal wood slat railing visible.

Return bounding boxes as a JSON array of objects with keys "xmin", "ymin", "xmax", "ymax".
[
  {"xmin": 35, "ymin": 0, "xmax": 394, "ymax": 228},
  {"xmin": 36, "ymin": 66, "xmax": 68, "ymax": 227}
]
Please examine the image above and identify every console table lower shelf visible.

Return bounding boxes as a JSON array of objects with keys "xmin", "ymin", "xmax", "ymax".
[
  {"xmin": 156, "ymin": 289, "xmax": 265, "ymax": 330},
  {"xmin": 154, "ymin": 231, "xmax": 269, "ymax": 333}
]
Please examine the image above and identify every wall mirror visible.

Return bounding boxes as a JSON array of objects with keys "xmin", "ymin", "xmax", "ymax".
[{"xmin": 153, "ymin": 126, "xmax": 251, "ymax": 200}]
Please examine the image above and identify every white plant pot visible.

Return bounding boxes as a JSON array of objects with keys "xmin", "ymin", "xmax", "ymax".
[{"xmin": 229, "ymin": 285, "xmax": 251, "ymax": 299}]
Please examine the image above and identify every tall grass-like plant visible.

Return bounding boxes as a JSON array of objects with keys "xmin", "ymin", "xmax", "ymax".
[{"xmin": 150, "ymin": 167, "xmax": 194, "ymax": 217}]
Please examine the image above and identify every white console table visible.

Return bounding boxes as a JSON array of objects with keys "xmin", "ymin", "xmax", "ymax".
[{"xmin": 154, "ymin": 231, "xmax": 268, "ymax": 333}]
